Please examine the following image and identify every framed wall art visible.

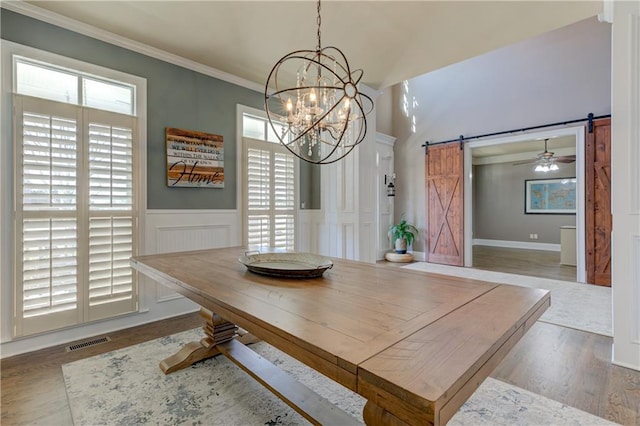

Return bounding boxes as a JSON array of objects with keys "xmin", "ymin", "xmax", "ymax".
[
  {"xmin": 166, "ymin": 127, "xmax": 224, "ymax": 188},
  {"xmin": 525, "ymin": 177, "xmax": 576, "ymax": 214}
]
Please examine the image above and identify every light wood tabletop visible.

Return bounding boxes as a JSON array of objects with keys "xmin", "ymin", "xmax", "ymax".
[{"xmin": 131, "ymin": 247, "xmax": 549, "ymax": 425}]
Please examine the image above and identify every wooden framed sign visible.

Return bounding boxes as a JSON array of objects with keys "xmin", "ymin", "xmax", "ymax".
[{"xmin": 166, "ymin": 128, "xmax": 224, "ymax": 188}]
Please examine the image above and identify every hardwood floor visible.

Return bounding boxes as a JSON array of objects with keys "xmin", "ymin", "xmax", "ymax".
[
  {"xmin": 1, "ymin": 313, "xmax": 203, "ymax": 426},
  {"xmin": 473, "ymin": 245, "xmax": 578, "ymax": 282},
  {"xmin": 2, "ymin": 310, "xmax": 638, "ymax": 425},
  {"xmin": 494, "ymin": 322, "xmax": 639, "ymax": 425}
]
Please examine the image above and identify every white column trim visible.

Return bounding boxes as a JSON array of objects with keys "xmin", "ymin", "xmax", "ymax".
[{"xmin": 611, "ymin": 1, "xmax": 640, "ymax": 371}]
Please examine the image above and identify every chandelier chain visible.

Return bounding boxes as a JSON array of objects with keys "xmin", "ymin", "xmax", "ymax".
[{"xmin": 316, "ymin": 0, "xmax": 321, "ymax": 52}]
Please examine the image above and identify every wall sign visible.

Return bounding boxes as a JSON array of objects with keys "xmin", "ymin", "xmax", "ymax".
[
  {"xmin": 166, "ymin": 127, "xmax": 224, "ymax": 188},
  {"xmin": 525, "ymin": 177, "xmax": 576, "ymax": 214}
]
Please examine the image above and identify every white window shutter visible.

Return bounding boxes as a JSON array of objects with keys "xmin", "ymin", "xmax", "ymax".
[
  {"xmin": 85, "ymin": 109, "xmax": 137, "ymax": 321},
  {"xmin": 14, "ymin": 96, "xmax": 138, "ymax": 336},
  {"xmin": 15, "ymin": 96, "xmax": 82, "ymax": 335},
  {"xmin": 21, "ymin": 112, "xmax": 78, "ymax": 210},
  {"xmin": 21, "ymin": 218, "xmax": 78, "ymax": 317},
  {"xmin": 246, "ymin": 145, "xmax": 271, "ymax": 246},
  {"xmin": 273, "ymin": 215, "xmax": 295, "ymax": 250},
  {"xmin": 88, "ymin": 123, "xmax": 133, "ymax": 210},
  {"xmin": 273, "ymin": 152, "xmax": 295, "ymax": 250},
  {"xmin": 88, "ymin": 216, "xmax": 134, "ymax": 314},
  {"xmin": 274, "ymin": 152, "xmax": 295, "ymax": 210},
  {"xmin": 244, "ymin": 134, "xmax": 296, "ymax": 251},
  {"xmin": 247, "ymin": 215, "xmax": 271, "ymax": 247},
  {"xmin": 247, "ymin": 147, "xmax": 270, "ymax": 210}
]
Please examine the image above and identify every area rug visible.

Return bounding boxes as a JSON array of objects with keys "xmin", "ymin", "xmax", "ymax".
[
  {"xmin": 402, "ymin": 262, "xmax": 612, "ymax": 337},
  {"xmin": 63, "ymin": 328, "xmax": 616, "ymax": 425}
]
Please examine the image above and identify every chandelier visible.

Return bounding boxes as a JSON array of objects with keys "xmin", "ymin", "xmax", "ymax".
[{"xmin": 264, "ymin": 0, "xmax": 373, "ymax": 164}]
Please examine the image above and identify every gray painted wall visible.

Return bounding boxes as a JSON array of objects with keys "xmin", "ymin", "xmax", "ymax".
[
  {"xmin": 2, "ymin": 9, "xmax": 266, "ymax": 210},
  {"xmin": 391, "ymin": 17, "xmax": 611, "ymax": 252},
  {"xmin": 473, "ymin": 162, "xmax": 576, "ymax": 244}
]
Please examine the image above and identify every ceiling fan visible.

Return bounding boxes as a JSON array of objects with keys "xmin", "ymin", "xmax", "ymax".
[{"xmin": 512, "ymin": 139, "xmax": 576, "ymax": 170}]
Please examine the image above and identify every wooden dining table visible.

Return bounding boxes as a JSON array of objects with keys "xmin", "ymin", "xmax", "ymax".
[{"xmin": 130, "ymin": 247, "xmax": 550, "ymax": 426}]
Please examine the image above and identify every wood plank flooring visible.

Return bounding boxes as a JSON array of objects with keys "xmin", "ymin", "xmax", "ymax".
[
  {"xmin": 494, "ymin": 322, "xmax": 639, "ymax": 425},
  {"xmin": 1, "ymin": 313, "xmax": 202, "ymax": 426},
  {"xmin": 473, "ymin": 245, "xmax": 578, "ymax": 282}
]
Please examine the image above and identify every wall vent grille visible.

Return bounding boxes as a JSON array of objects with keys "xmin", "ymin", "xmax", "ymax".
[{"xmin": 66, "ymin": 336, "xmax": 111, "ymax": 352}]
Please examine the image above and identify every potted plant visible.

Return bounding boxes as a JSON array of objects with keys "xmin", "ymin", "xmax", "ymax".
[{"xmin": 388, "ymin": 218, "xmax": 418, "ymax": 254}]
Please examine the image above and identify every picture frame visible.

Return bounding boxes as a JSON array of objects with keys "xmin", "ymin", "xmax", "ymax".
[
  {"xmin": 166, "ymin": 127, "xmax": 224, "ymax": 188},
  {"xmin": 524, "ymin": 177, "xmax": 576, "ymax": 214}
]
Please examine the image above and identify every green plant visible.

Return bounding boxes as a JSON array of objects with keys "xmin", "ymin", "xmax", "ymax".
[{"xmin": 388, "ymin": 218, "xmax": 419, "ymax": 246}]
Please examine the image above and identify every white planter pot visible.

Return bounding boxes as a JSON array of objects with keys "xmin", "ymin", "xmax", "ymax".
[{"xmin": 395, "ymin": 237, "xmax": 407, "ymax": 254}]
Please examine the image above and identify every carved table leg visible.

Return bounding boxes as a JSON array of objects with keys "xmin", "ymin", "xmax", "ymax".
[{"xmin": 160, "ymin": 307, "xmax": 259, "ymax": 374}]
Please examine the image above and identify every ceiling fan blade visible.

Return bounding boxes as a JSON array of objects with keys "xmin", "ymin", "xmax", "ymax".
[
  {"xmin": 512, "ymin": 159, "xmax": 536, "ymax": 165},
  {"xmin": 555, "ymin": 155, "xmax": 576, "ymax": 163}
]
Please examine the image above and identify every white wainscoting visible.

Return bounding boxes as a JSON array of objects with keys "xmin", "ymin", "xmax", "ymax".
[
  {"xmin": 145, "ymin": 210, "xmax": 240, "ymax": 303},
  {"xmin": 342, "ymin": 223, "xmax": 356, "ymax": 260},
  {"xmin": 297, "ymin": 210, "xmax": 323, "ymax": 254},
  {"xmin": 359, "ymin": 220, "xmax": 375, "ymax": 262},
  {"xmin": 154, "ymin": 225, "xmax": 231, "ymax": 302},
  {"xmin": 317, "ymin": 221, "xmax": 331, "ymax": 257}
]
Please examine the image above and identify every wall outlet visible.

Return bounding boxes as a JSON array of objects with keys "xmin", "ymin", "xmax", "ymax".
[{"xmin": 529, "ymin": 233, "xmax": 538, "ymax": 240}]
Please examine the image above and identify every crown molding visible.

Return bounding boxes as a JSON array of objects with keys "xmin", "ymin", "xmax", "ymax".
[
  {"xmin": 0, "ymin": 1, "xmax": 265, "ymax": 93},
  {"xmin": 376, "ymin": 132, "xmax": 396, "ymax": 147}
]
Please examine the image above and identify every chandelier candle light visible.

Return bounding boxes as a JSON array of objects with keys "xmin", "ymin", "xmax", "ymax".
[{"xmin": 264, "ymin": 0, "xmax": 373, "ymax": 164}]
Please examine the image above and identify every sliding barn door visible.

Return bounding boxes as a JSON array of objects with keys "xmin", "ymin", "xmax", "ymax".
[
  {"xmin": 585, "ymin": 118, "xmax": 612, "ymax": 286},
  {"xmin": 425, "ymin": 143, "xmax": 464, "ymax": 266}
]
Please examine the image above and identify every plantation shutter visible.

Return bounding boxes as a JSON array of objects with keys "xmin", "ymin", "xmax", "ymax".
[
  {"xmin": 244, "ymin": 137, "xmax": 296, "ymax": 250},
  {"xmin": 273, "ymin": 152, "xmax": 295, "ymax": 249},
  {"xmin": 16, "ymin": 96, "xmax": 81, "ymax": 335},
  {"xmin": 86, "ymin": 109, "xmax": 137, "ymax": 321},
  {"xmin": 247, "ymin": 145, "xmax": 271, "ymax": 247},
  {"xmin": 14, "ymin": 96, "xmax": 137, "ymax": 336}
]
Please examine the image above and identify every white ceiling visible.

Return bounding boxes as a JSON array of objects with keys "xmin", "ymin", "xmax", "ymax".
[
  {"xmin": 472, "ymin": 134, "xmax": 577, "ymax": 158},
  {"xmin": 21, "ymin": 1, "xmax": 602, "ymax": 91}
]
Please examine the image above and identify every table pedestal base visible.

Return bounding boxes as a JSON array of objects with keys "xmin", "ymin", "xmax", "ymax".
[{"xmin": 160, "ymin": 307, "xmax": 259, "ymax": 374}]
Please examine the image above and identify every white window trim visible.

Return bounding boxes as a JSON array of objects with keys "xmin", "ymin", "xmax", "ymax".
[
  {"xmin": 237, "ymin": 105, "xmax": 299, "ymax": 251},
  {"xmin": 1, "ymin": 40, "xmax": 147, "ymax": 339}
]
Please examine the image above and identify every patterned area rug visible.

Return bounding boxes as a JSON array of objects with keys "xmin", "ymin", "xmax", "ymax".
[
  {"xmin": 403, "ymin": 262, "xmax": 612, "ymax": 337},
  {"xmin": 63, "ymin": 328, "xmax": 616, "ymax": 425}
]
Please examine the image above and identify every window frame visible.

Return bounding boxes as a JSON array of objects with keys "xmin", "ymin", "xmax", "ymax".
[
  {"xmin": 2, "ymin": 40, "xmax": 147, "ymax": 337},
  {"xmin": 239, "ymin": 107, "xmax": 298, "ymax": 251}
]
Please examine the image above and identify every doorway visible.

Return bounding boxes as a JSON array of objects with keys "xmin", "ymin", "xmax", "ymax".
[{"xmin": 463, "ymin": 126, "xmax": 586, "ymax": 283}]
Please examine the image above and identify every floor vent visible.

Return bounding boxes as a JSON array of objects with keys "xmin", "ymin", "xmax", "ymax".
[{"xmin": 66, "ymin": 336, "xmax": 111, "ymax": 352}]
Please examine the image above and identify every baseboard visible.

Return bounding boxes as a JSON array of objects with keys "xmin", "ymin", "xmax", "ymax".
[
  {"xmin": 0, "ymin": 302, "xmax": 199, "ymax": 359},
  {"xmin": 411, "ymin": 251, "xmax": 427, "ymax": 261},
  {"xmin": 473, "ymin": 239, "xmax": 560, "ymax": 252}
]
